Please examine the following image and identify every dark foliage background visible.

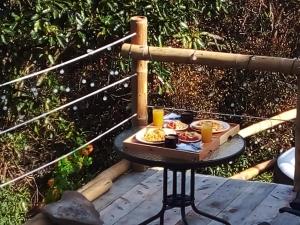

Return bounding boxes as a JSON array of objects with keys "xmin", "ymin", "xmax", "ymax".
[{"xmin": 0, "ymin": 0, "xmax": 299, "ymax": 224}]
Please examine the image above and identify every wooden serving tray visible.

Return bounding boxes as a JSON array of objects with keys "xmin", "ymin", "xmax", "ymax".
[{"xmin": 123, "ymin": 123, "xmax": 240, "ymax": 161}]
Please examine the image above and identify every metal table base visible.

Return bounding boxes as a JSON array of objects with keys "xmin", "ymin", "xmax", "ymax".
[{"xmin": 139, "ymin": 168, "xmax": 231, "ymax": 225}]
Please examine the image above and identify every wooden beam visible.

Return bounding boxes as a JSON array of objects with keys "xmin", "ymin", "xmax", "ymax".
[
  {"xmin": 230, "ymin": 159, "xmax": 276, "ymax": 180},
  {"xmin": 78, "ymin": 159, "xmax": 130, "ymax": 201},
  {"xmin": 121, "ymin": 44, "xmax": 300, "ymax": 74},
  {"xmin": 238, "ymin": 109, "xmax": 296, "ymax": 138},
  {"xmin": 80, "ymin": 178, "xmax": 112, "ymax": 201}
]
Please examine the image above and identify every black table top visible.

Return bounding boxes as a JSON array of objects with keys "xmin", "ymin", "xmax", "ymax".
[{"xmin": 114, "ymin": 128, "xmax": 245, "ymax": 170}]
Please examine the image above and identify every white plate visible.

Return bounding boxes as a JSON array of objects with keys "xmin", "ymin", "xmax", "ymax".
[
  {"xmin": 135, "ymin": 127, "xmax": 176, "ymax": 145},
  {"xmin": 163, "ymin": 120, "xmax": 188, "ymax": 131},
  {"xmin": 190, "ymin": 120, "xmax": 230, "ymax": 133},
  {"xmin": 178, "ymin": 132, "xmax": 202, "ymax": 143}
]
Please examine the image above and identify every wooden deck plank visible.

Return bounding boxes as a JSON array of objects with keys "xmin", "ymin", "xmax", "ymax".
[
  {"xmin": 100, "ymin": 169, "xmax": 173, "ymax": 225},
  {"xmin": 114, "ymin": 171, "xmax": 184, "ymax": 225},
  {"xmin": 114, "ymin": 174, "xmax": 226, "ymax": 225},
  {"xmin": 93, "ymin": 168, "xmax": 157, "ymax": 211},
  {"xmin": 162, "ymin": 175, "xmax": 227, "ymax": 225},
  {"xmin": 97, "ymin": 168, "xmax": 296, "ymax": 225},
  {"xmin": 270, "ymin": 212, "xmax": 300, "ymax": 225},
  {"xmin": 174, "ymin": 178, "xmax": 251, "ymax": 225},
  {"xmin": 207, "ymin": 181, "xmax": 277, "ymax": 225},
  {"xmin": 242, "ymin": 184, "xmax": 295, "ymax": 225}
]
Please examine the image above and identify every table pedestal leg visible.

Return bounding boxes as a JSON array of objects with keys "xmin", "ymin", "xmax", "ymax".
[
  {"xmin": 139, "ymin": 168, "xmax": 167, "ymax": 225},
  {"xmin": 138, "ymin": 168, "xmax": 231, "ymax": 225}
]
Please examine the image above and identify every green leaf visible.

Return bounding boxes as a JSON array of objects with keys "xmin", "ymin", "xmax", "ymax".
[
  {"xmin": 1, "ymin": 35, "xmax": 7, "ymax": 44},
  {"xmin": 180, "ymin": 21, "xmax": 189, "ymax": 29},
  {"xmin": 56, "ymin": 35, "xmax": 66, "ymax": 48},
  {"xmin": 48, "ymin": 54, "xmax": 55, "ymax": 65},
  {"xmin": 34, "ymin": 20, "xmax": 41, "ymax": 32}
]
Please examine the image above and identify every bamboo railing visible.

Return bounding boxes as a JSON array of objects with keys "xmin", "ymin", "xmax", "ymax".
[{"xmin": 126, "ymin": 16, "xmax": 300, "ymax": 191}]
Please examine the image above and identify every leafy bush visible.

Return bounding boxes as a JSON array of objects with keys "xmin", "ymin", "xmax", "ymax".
[{"xmin": 0, "ymin": 187, "xmax": 30, "ymax": 225}]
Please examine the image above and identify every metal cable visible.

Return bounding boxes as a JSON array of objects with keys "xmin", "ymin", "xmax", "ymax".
[
  {"xmin": 0, "ymin": 33, "xmax": 136, "ymax": 88},
  {"xmin": 148, "ymin": 106, "xmax": 295, "ymax": 123},
  {"xmin": 0, "ymin": 114, "xmax": 136, "ymax": 188},
  {"xmin": 0, "ymin": 74, "xmax": 137, "ymax": 135}
]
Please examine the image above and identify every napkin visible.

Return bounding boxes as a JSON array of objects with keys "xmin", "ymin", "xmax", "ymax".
[
  {"xmin": 176, "ymin": 142, "xmax": 202, "ymax": 152},
  {"xmin": 164, "ymin": 113, "xmax": 181, "ymax": 120}
]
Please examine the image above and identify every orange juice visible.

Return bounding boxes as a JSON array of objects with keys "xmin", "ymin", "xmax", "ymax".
[
  {"xmin": 201, "ymin": 121, "xmax": 213, "ymax": 143},
  {"xmin": 152, "ymin": 108, "xmax": 164, "ymax": 127}
]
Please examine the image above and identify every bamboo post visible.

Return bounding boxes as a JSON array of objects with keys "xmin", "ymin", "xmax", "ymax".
[
  {"xmin": 130, "ymin": 17, "xmax": 148, "ymax": 127},
  {"xmin": 295, "ymin": 76, "xmax": 300, "ymax": 191},
  {"xmin": 130, "ymin": 16, "xmax": 148, "ymax": 172}
]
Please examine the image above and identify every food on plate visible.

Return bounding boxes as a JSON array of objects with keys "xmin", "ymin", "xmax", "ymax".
[
  {"xmin": 178, "ymin": 131, "xmax": 201, "ymax": 142},
  {"xmin": 192, "ymin": 120, "xmax": 223, "ymax": 132},
  {"xmin": 165, "ymin": 120, "xmax": 188, "ymax": 130},
  {"xmin": 143, "ymin": 128, "xmax": 165, "ymax": 142}
]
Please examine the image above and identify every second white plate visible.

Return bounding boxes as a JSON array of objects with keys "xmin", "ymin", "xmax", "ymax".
[{"xmin": 190, "ymin": 120, "xmax": 230, "ymax": 133}]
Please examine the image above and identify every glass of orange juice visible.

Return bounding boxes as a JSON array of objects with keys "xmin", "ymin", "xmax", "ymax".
[
  {"xmin": 201, "ymin": 121, "xmax": 213, "ymax": 143},
  {"xmin": 152, "ymin": 107, "xmax": 164, "ymax": 128}
]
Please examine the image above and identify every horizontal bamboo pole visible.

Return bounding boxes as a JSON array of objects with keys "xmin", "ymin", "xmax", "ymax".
[
  {"xmin": 80, "ymin": 178, "xmax": 112, "ymax": 201},
  {"xmin": 78, "ymin": 159, "xmax": 130, "ymax": 193},
  {"xmin": 238, "ymin": 109, "xmax": 296, "ymax": 138},
  {"xmin": 121, "ymin": 44, "xmax": 300, "ymax": 74},
  {"xmin": 230, "ymin": 159, "xmax": 276, "ymax": 180}
]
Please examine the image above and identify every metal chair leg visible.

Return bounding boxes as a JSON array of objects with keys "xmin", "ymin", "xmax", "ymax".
[{"xmin": 180, "ymin": 206, "xmax": 188, "ymax": 225}]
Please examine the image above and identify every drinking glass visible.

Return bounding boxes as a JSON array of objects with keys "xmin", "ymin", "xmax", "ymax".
[
  {"xmin": 201, "ymin": 121, "xmax": 213, "ymax": 143},
  {"xmin": 165, "ymin": 134, "xmax": 178, "ymax": 149},
  {"xmin": 152, "ymin": 107, "xmax": 164, "ymax": 128},
  {"xmin": 181, "ymin": 111, "xmax": 194, "ymax": 124}
]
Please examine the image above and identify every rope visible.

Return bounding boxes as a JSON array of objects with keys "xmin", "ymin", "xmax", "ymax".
[
  {"xmin": 148, "ymin": 106, "xmax": 295, "ymax": 123},
  {"xmin": 0, "ymin": 74, "xmax": 137, "ymax": 135},
  {"xmin": 0, "ymin": 33, "xmax": 136, "ymax": 88},
  {"xmin": 0, "ymin": 113, "xmax": 136, "ymax": 188}
]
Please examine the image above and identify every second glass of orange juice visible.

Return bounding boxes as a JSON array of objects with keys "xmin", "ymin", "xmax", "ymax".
[
  {"xmin": 201, "ymin": 121, "xmax": 213, "ymax": 143},
  {"xmin": 152, "ymin": 107, "xmax": 164, "ymax": 128}
]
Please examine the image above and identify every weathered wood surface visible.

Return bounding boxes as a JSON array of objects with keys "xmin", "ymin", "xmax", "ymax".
[
  {"xmin": 94, "ymin": 168, "xmax": 296, "ymax": 225},
  {"xmin": 93, "ymin": 168, "xmax": 157, "ymax": 212},
  {"xmin": 269, "ymin": 212, "xmax": 300, "ymax": 225}
]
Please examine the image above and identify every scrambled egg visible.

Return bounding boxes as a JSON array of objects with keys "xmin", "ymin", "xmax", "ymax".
[{"xmin": 143, "ymin": 128, "xmax": 165, "ymax": 142}]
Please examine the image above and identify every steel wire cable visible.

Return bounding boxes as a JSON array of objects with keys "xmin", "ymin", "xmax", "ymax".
[
  {"xmin": 0, "ymin": 33, "xmax": 136, "ymax": 88},
  {"xmin": 0, "ymin": 114, "xmax": 136, "ymax": 188},
  {"xmin": 148, "ymin": 106, "xmax": 295, "ymax": 123},
  {"xmin": 0, "ymin": 73, "xmax": 137, "ymax": 135}
]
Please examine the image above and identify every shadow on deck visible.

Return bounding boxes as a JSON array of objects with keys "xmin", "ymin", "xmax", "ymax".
[{"xmin": 93, "ymin": 168, "xmax": 298, "ymax": 225}]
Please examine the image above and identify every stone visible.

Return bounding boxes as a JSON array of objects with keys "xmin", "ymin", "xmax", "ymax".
[{"xmin": 42, "ymin": 191, "xmax": 103, "ymax": 225}]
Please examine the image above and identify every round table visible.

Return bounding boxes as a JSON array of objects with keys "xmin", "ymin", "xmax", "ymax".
[{"xmin": 114, "ymin": 129, "xmax": 245, "ymax": 225}]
